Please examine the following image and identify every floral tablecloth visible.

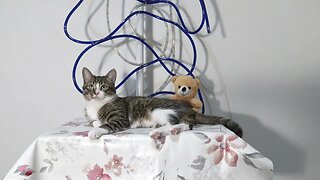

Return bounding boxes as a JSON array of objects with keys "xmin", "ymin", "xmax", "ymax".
[{"xmin": 4, "ymin": 118, "xmax": 273, "ymax": 180}]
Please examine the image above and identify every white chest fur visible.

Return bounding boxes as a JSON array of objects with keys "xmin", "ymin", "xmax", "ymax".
[{"xmin": 85, "ymin": 100, "xmax": 107, "ymax": 121}]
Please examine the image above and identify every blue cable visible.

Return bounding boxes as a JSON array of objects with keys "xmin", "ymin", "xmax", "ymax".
[
  {"xmin": 70, "ymin": 11, "xmax": 198, "ymax": 91},
  {"xmin": 72, "ymin": 34, "xmax": 193, "ymax": 93},
  {"xmin": 65, "ymin": 0, "xmax": 210, "ymax": 113},
  {"xmin": 64, "ymin": 0, "xmax": 210, "ymax": 42},
  {"xmin": 136, "ymin": 0, "xmax": 211, "ymax": 34}
]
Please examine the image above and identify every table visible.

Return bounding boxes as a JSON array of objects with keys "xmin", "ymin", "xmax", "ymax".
[{"xmin": 4, "ymin": 118, "xmax": 273, "ymax": 180}]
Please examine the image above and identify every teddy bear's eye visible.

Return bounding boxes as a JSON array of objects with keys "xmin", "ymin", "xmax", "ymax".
[
  {"xmin": 188, "ymin": 86, "xmax": 191, "ymax": 89},
  {"xmin": 178, "ymin": 86, "xmax": 181, "ymax": 89}
]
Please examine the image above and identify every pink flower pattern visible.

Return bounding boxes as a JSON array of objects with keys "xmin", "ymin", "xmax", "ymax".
[
  {"xmin": 102, "ymin": 154, "xmax": 135, "ymax": 177},
  {"xmin": 105, "ymin": 155, "xmax": 125, "ymax": 177},
  {"xmin": 73, "ymin": 131, "xmax": 89, "ymax": 137},
  {"xmin": 15, "ymin": 165, "xmax": 34, "ymax": 176},
  {"xmin": 87, "ymin": 164, "xmax": 111, "ymax": 180},
  {"xmin": 111, "ymin": 155, "xmax": 124, "ymax": 169},
  {"xmin": 207, "ymin": 134, "xmax": 247, "ymax": 167}
]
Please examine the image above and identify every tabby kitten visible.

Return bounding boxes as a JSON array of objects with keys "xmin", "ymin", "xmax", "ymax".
[{"xmin": 82, "ymin": 67, "xmax": 243, "ymax": 139}]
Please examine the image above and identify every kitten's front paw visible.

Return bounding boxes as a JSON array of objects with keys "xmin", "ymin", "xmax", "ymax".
[
  {"xmin": 92, "ymin": 120, "xmax": 102, "ymax": 128},
  {"xmin": 88, "ymin": 128, "xmax": 109, "ymax": 139}
]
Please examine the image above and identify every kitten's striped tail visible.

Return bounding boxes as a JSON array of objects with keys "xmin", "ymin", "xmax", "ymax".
[{"xmin": 195, "ymin": 113, "xmax": 243, "ymax": 137}]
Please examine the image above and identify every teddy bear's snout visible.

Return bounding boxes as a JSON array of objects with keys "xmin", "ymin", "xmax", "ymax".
[{"xmin": 178, "ymin": 86, "xmax": 190, "ymax": 96}]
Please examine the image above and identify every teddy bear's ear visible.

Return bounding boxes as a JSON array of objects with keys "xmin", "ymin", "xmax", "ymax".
[
  {"xmin": 171, "ymin": 76, "xmax": 178, "ymax": 83},
  {"xmin": 194, "ymin": 78, "xmax": 200, "ymax": 87}
]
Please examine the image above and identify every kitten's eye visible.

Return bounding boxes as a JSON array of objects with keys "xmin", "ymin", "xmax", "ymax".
[
  {"xmin": 87, "ymin": 84, "xmax": 94, "ymax": 90},
  {"xmin": 178, "ymin": 86, "xmax": 181, "ymax": 89},
  {"xmin": 188, "ymin": 86, "xmax": 191, "ymax": 90},
  {"xmin": 100, "ymin": 85, "xmax": 108, "ymax": 91}
]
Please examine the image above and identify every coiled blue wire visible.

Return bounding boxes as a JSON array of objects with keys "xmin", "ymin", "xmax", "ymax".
[{"xmin": 64, "ymin": 0, "xmax": 211, "ymax": 113}]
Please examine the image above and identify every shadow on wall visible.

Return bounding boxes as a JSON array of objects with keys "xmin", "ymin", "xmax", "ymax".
[
  {"xmin": 205, "ymin": 0, "xmax": 306, "ymax": 175},
  {"xmin": 237, "ymin": 114, "xmax": 306, "ymax": 174},
  {"xmin": 199, "ymin": 68, "xmax": 306, "ymax": 175}
]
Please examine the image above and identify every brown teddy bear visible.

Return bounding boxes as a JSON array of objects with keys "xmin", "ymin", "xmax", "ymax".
[{"xmin": 170, "ymin": 75, "xmax": 203, "ymax": 112}]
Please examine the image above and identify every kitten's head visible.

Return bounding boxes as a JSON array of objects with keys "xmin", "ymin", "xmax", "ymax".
[{"xmin": 82, "ymin": 67, "xmax": 117, "ymax": 101}]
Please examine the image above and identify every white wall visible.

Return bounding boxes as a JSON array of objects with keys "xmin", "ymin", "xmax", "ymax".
[
  {"xmin": 1, "ymin": 0, "xmax": 320, "ymax": 179},
  {"xmin": 0, "ymin": 0, "xmax": 84, "ymax": 177}
]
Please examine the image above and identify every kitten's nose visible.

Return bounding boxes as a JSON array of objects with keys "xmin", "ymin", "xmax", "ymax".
[
  {"xmin": 182, "ymin": 87, "xmax": 186, "ymax": 92},
  {"xmin": 95, "ymin": 91, "xmax": 100, "ymax": 95}
]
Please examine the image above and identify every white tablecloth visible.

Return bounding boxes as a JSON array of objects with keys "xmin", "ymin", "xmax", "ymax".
[{"xmin": 4, "ymin": 118, "xmax": 273, "ymax": 180}]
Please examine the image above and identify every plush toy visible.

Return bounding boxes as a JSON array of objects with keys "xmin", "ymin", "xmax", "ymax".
[{"xmin": 170, "ymin": 75, "xmax": 203, "ymax": 112}]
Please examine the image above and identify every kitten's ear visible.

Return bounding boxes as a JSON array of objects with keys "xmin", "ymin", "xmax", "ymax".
[
  {"xmin": 82, "ymin": 67, "xmax": 93, "ymax": 84},
  {"xmin": 106, "ymin": 69, "xmax": 117, "ymax": 84}
]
